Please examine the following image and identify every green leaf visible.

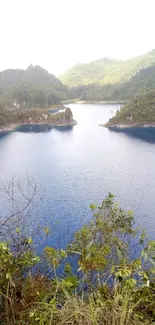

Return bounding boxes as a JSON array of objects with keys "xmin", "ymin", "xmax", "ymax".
[
  {"xmin": 29, "ymin": 311, "xmax": 35, "ymax": 318},
  {"xmin": 43, "ymin": 227, "xmax": 50, "ymax": 236},
  {"xmin": 116, "ymin": 246, "xmax": 123, "ymax": 261},
  {"xmin": 89, "ymin": 203, "xmax": 96, "ymax": 210},
  {"xmin": 60, "ymin": 249, "xmax": 66, "ymax": 258},
  {"xmin": 0, "ymin": 243, "xmax": 8, "ymax": 250},
  {"xmin": 28, "ymin": 237, "xmax": 33, "ymax": 244},
  {"xmin": 50, "ymin": 297, "xmax": 56, "ymax": 305},
  {"xmin": 6, "ymin": 272, "xmax": 11, "ymax": 279},
  {"xmin": 86, "ymin": 239, "xmax": 94, "ymax": 250},
  {"xmin": 64, "ymin": 263, "xmax": 72, "ymax": 274}
]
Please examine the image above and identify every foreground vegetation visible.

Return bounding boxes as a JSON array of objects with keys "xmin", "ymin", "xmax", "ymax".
[
  {"xmin": 1, "ymin": 193, "xmax": 155, "ymax": 324},
  {"xmin": 106, "ymin": 91, "xmax": 155, "ymax": 126}
]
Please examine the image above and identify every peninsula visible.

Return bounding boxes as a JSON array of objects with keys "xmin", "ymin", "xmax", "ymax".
[{"xmin": 103, "ymin": 91, "xmax": 155, "ymax": 130}]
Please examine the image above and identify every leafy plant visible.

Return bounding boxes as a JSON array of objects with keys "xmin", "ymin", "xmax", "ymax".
[{"xmin": 1, "ymin": 193, "xmax": 155, "ymax": 324}]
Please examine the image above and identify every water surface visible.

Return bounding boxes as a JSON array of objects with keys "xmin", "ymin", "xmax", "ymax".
[{"xmin": 0, "ymin": 104, "xmax": 155, "ymax": 247}]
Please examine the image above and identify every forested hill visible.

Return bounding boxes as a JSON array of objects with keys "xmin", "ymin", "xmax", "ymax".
[
  {"xmin": 0, "ymin": 65, "xmax": 72, "ymax": 108},
  {"xmin": 60, "ymin": 58, "xmax": 120, "ymax": 87},
  {"xmin": 72, "ymin": 64, "xmax": 155, "ymax": 101},
  {"xmin": 60, "ymin": 49, "xmax": 155, "ymax": 87},
  {"xmin": 106, "ymin": 91, "xmax": 155, "ymax": 126}
]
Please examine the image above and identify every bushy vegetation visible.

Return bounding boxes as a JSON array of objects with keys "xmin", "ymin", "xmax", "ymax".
[
  {"xmin": 1, "ymin": 193, "xmax": 155, "ymax": 324},
  {"xmin": 106, "ymin": 91, "xmax": 155, "ymax": 125}
]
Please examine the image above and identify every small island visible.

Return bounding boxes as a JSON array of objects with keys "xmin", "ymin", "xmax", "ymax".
[
  {"xmin": 102, "ymin": 91, "xmax": 155, "ymax": 130},
  {"xmin": 0, "ymin": 105, "xmax": 76, "ymax": 134}
]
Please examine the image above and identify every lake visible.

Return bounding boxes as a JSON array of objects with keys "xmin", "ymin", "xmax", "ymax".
[{"xmin": 1, "ymin": 103, "xmax": 155, "ymax": 248}]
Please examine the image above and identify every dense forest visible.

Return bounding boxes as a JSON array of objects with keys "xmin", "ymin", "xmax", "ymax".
[
  {"xmin": 60, "ymin": 50, "xmax": 155, "ymax": 101},
  {"xmin": 0, "ymin": 65, "xmax": 73, "ymax": 109},
  {"xmin": 70, "ymin": 65, "xmax": 155, "ymax": 101}
]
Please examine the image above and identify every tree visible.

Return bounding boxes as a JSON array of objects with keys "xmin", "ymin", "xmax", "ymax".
[{"xmin": 64, "ymin": 107, "xmax": 73, "ymax": 121}]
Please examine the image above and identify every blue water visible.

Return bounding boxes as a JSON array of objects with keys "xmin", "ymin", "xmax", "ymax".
[{"xmin": 1, "ymin": 103, "xmax": 155, "ymax": 248}]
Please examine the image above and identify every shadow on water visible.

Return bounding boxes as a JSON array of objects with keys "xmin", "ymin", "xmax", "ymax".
[
  {"xmin": 16, "ymin": 125, "xmax": 74, "ymax": 133},
  {"xmin": 0, "ymin": 131, "xmax": 12, "ymax": 140},
  {"xmin": 109, "ymin": 127, "xmax": 155, "ymax": 144},
  {"xmin": 54, "ymin": 125, "xmax": 74, "ymax": 132}
]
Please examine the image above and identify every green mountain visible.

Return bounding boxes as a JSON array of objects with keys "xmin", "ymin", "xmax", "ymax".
[
  {"xmin": 60, "ymin": 50, "xmax": 155, "ymax": 87},
  {"xmin": 0, "ymin": 65, "xmax": 71, "ymax": 108},
  {"xmin": 74, "ymin": 64, "xmax": 155, "ymax": 101},
  {"xmin": 106, "ymin": 90, "xmax": 155, "ymax": 126},
  {"xmin": 60, "ymin": 58, "xmax": 120, "ymax": 87}
]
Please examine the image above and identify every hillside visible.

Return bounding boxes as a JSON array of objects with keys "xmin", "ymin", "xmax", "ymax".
[
  {"xmin": 60, "ymin": 50, "xmax": 155, "ymax": 87},
  {"xmin": 60, "ymin": 50, "xmax": 155, "ymax": 101},
  {"xmin": 60, "ymin": 58, "xmax": 120, "ymax": 87},
  {"xmin": 73, "ymin": 64, "xmax": 155, "ymax": 101},
  {"xmin": 105, "ymin": 91, "xmax": 155, "ymax": 126},
  {"xmin": 0, "ymin": 65, "xmax": 71, "ymax": 108}
]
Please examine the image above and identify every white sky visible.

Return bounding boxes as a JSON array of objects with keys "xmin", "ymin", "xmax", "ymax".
[{"xmin": 0, "ymin": 0, "xmax": 155, "ymax": 76}]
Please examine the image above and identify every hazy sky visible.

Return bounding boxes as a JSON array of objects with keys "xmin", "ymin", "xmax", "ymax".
[{"xmin": 1, "ymin": 0, "xmax": 155, "ymax": 75}]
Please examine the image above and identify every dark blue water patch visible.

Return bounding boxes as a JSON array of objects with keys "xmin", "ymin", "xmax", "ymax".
[
  {"xmin": 16, "ymin": 124, "xmax": 53, "ymax": 132},
  {"xmin": 48, "ymin": 108, "xmax": 65, "ymax": 115},
  {"xmin": 109, "ymin": 126, "xmax": 155, "ymax": 143},
  {"xmin": 48, "ymin": 108, "xmax": 60, "ymax": 114},
  {"xmin": 54, "ymin": 125, "xmax": 74, "ymax": 131},
  {"xmin": 0, "ymin": 130, "xmax": 13, "ymax": 138}
]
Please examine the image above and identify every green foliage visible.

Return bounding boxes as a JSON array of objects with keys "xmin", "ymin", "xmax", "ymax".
[
  {"xmin": 1, "ymin": 193, "xmax": 155, "ymax": 324},
  {"xmin": 107, "ymin": 90, "xmax": 155, "ymax": 125}
]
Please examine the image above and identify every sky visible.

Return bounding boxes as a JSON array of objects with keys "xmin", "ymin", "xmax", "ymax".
[{"xmin": 0, "ymin": 0, "xmax": 155, "ymax": 76}]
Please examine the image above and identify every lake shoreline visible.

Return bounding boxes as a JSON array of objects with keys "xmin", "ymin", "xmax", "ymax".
[
  {"xmin": 0, "ymin": 120, "xmax": 77, "ymax": 134},
  {"xmin": 62, "ymin": 99, "xmax": 128, "ymax": 105},
  {"xmin": 100, "ymin": 123, "xmax": 155, "ymax": 129},
  {"xmin": 74, "ymin": 100, "xmax": 128, "ymax": 105}
]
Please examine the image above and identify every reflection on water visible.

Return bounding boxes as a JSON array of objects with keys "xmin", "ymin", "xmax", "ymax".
[{"xmin": 109, "ymin": 127, "xmax": 155, "ymax": 144}]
